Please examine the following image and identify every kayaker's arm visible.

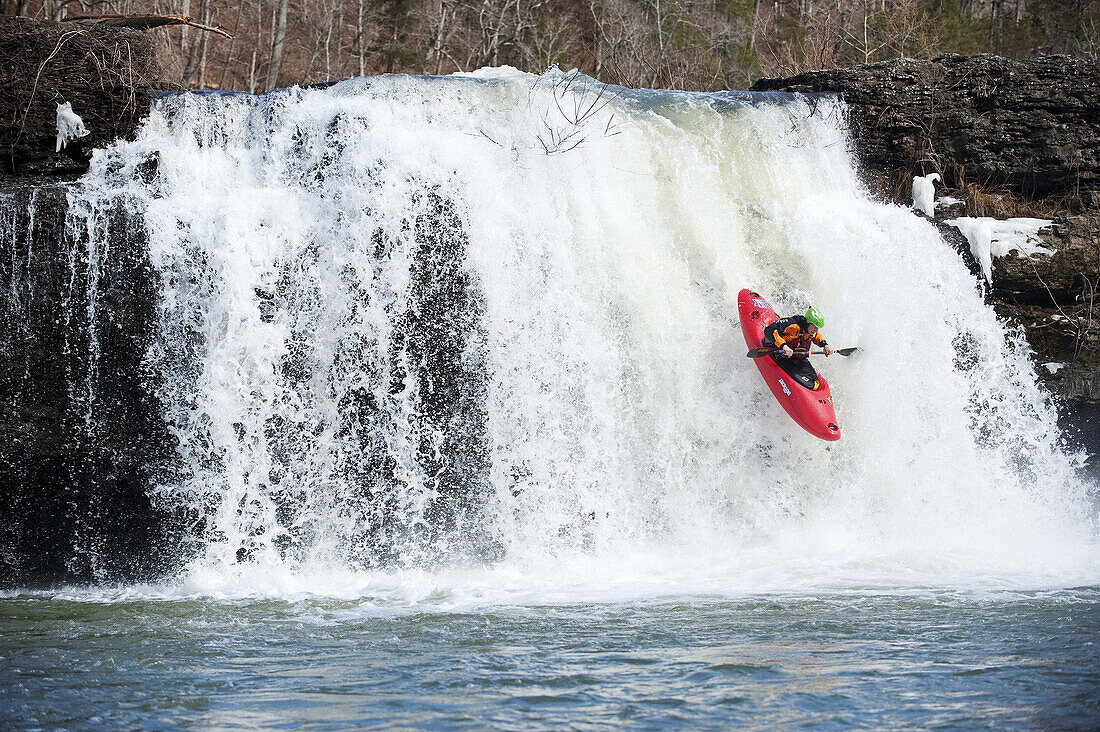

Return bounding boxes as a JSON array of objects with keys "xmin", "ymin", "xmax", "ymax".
[
  {"xmin": 764, "ymin": 318, "xmax": 793, "ymax": 355},
  {"xmin": 770, "ymin": 329, "xmax": 795, "ymax": 358},
  {"xmin": 810, "ymin": 329, "xmax": 836, "ymax": 356}
]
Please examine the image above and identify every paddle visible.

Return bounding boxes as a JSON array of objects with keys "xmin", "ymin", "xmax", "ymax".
[{"xmin": 746, "ymin": 347, "xmax": 858, "ymax": 358}]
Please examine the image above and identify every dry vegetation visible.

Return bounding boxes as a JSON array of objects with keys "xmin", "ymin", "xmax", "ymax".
[{"xmin": 1, "ymin": 0, "xmax": 1097, "ymax": 92}]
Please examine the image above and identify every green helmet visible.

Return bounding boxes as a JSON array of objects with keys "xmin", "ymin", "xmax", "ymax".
[{"xmin": 805, "ymin": 306, "xmax": 825, "ymax": 329}]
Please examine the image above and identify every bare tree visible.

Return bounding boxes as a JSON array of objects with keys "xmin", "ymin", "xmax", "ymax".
[
  {"xmin": 0, "ymin": 0, "xmax": 33, "ymax": 15},
  {"xmin": 266, "ymin": 0, "xmax": 288, "ymax": 89},
  {"xmin": 466, "ymin": 0, "xmax": 547, "ymax": 68},
  {"xmin": 8, "ymin": 0, "xmax": 1097, "ymax": 93}
]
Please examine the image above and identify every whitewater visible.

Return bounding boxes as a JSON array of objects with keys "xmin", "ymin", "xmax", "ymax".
[{"xmin": 11, "ymin": 67, "xmax": 1100, "ymax": 602}]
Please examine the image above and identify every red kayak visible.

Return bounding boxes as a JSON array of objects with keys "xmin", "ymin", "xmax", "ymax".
[{"xmin": 738, "ymin": 289, "xmax": 840, "ymax": 441}]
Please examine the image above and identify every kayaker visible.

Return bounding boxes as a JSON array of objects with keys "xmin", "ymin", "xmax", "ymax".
[{"xmin": 763, "ymin": 306, "xmax": 836, "ymax": 358}]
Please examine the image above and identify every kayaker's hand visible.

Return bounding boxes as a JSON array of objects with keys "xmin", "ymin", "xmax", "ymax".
[
  {"xmin": 824, "ymin": 346, "xmax": 835, "ymax": 356},
  {"xmin": 782, "ymin": 345, "xmax": 794, "ymax": 358}
]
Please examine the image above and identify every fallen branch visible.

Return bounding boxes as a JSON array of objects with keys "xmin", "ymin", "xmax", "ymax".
[{"xmin": 63, "ymin": 14, "xmax": 233, "ymax": 40}]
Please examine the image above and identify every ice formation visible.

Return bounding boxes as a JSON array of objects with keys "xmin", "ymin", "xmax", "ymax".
[
  {"xmin": 946, "ymin": 216, "xmax": 1054, "ymax": 284},
  {"xmin": 55, "ymin": 101, "xmax": 90, "ymax": 152},
  {"xmin": 911, "ymin": 173, "xmax": 940, "ymax": 217}
]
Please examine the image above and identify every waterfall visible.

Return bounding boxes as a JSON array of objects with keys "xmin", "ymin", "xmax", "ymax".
[{"xmin": 4, "ymin": 68, "xmax": 1098, "ymax": 596}]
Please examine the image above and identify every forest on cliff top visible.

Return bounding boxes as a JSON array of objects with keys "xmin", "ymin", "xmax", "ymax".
[{"xmin": 2, "ymin": 0, "xmax": 1098, "ymax": 93}]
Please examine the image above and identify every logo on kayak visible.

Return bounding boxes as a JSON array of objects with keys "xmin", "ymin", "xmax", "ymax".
[
  {"xmin": 753, "ymin": 298, "xmax": 770, "ymax": 308},
  {"xmin": 778, "ymin": 378, "xmax": 791, "ymax": 396}
]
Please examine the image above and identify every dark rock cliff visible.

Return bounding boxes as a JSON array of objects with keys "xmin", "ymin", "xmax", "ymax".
[
  {"xmin": 0, "ymin": 184, "xmax": 182, "ymax": 587},
  {"xmin": 753, "ymin": 54, "xmax": 1100, "ymax": 406},
  {"xmin": 753, "ymin": 54, "xmax": 1100, "ymax": 205}
]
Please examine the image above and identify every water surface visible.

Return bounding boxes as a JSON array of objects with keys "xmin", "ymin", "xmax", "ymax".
[{"xmin": 4, "ymin": 589, "xmax": 1098, "ymax": 728}]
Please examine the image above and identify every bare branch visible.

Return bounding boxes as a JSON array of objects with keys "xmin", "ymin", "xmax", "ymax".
[{"xmin": 63, "ymin": 13, "xmax": 234, "ymax": 39}]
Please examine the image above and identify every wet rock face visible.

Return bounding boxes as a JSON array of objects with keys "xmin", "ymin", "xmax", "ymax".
[
  {"xmin": 754, "ymin": 55, "xmax": 1100, "ymax": 402},
  {"xmin": 0, "ymin": 184, "xmax": 182, "ymax": 587},
  {"xmin": 0, "ymin": 16, "xmax": 157, "ymax": 177},
  {"xmin": 752, "ymin": 54, "xmax": 1100, "ymax": 206}
]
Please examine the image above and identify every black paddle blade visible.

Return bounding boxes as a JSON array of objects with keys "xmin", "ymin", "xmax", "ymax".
[{"xmin": 746, "ymin": 346, "xmax": 858, "ymax": 358}]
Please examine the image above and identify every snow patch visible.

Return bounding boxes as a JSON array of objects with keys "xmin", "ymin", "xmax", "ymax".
[
  {"xmin": 451, "ymin": 66, "xmax": 531, "ymax": 79},
  {"xmin": 1043, "ymin": 363, "xmax": 1066, "ymax": 375},
  {"xmin": 945, "ymin": 216, "xmax": 1054, "ymax": 284}
]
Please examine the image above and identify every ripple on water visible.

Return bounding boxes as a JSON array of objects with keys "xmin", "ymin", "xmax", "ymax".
[{"xmin": 1, "ymin": 590, "xmax": 1099, "ymax": 728}]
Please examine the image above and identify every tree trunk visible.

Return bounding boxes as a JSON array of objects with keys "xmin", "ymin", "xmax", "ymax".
[
  {"xmin": 588, "ymin": 0, "xmax": 603, "ymax": 76},
  {"xmin": 217, "ymin": 0, "xmax": 247, "ymax": 90},
  {"xmin": 750, "ymin": 0, "xmax": 759, "ymax": 50},
  {"xmin": 196, "ymin": 0, "xmax": 211, "ymax": 88},
  {"xmin": 0, "ymin": 0, "xmax": 31, "ymax": 16},
  {"xmin": 267, "ymin": 0, "xmax": 289, "ymax": 91},
  {"xmin": 430, "ymin": 0, "xmax": 451, "ymax": 75},
  {"xmin": 357, "ymin": 0, "xmax": 366, "ymax": 76}
]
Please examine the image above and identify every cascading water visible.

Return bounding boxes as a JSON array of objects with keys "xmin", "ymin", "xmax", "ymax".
[{"xmin": 20, "ymin": 67, "xmax": 1100, "ymax": 599}]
